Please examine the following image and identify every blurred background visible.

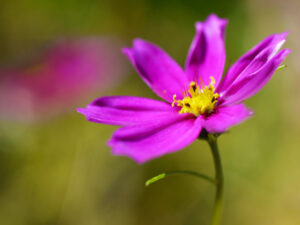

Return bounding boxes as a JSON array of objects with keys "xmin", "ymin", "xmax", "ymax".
[{"xmin": 0, "ymin": 0, "xmax": 299, "ymax": 224}]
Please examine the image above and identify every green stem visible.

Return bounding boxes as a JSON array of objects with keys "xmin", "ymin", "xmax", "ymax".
[
  {"xmin": 207, "ymin": 134, "xmax": 224, "ymax": 225},
  {"xmin": 165, "ymin": 170, "xmax": 215, "ymax": 184},
  {"xmin": 145, "ymin": 170, "xmax": 215, "ymax": 187}
]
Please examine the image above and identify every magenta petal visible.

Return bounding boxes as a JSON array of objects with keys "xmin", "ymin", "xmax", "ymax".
[
  {"xmin": 123, "ymin": 39, "xmax": 188, "ymax": 102},
  {"xmin": 109, "ymin": 117, "xmax": 202, "ymax": 163},
  {"xmin": 203, "ymin": 104, "xmax": 253, "ymax": 133},
  {"xmin": 217, "ymin": 32, "xmax": 288, "ymax": 92},
  {"xmin": 185, "ymin": 14, "xmax": 227, "ymax": 86},
  {"xmin": 89, "ymin": 96, "xmax": 173, "ymax": 111},
  {"xmin": 77, "ymin": 96, "xmax": 177, "ymax": 126},
  {"xmin": 221, "ymin": 49, "xmax": 290, "ymax": 106},
  {"xmin": 111, "ymin": 113, "xmax": 192, "ymax": 140}
]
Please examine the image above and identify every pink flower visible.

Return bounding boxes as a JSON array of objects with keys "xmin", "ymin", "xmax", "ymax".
[
  {"xmin": 78, "ymin": 14, "xmax": 290, "ymax": 163},
  {"xmin": 0, "ymin": 38, "xmax": 127, "ymax": 121}
]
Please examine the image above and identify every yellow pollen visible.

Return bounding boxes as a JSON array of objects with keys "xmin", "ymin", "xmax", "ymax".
[{"xmin": 172, "ymin": 77, "xmax": 219, "ymax": 117}]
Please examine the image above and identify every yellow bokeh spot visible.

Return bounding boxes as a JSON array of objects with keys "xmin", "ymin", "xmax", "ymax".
[{"xmin": 172, "ymin": 77, "xmax": 219, "ymax": 117}]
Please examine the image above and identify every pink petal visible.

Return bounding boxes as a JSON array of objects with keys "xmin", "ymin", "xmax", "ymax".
[
  {"xmin": 109, "ymin": 117, "xmax": 202, "ymax": 163},
  {"xmin": 185, "ymin": 14, "xmax": 227, "ymax": 87},
  {"xmin": 220, "ymin": 49, "xmax": 290, "ymax": 106},
  {"xmin": 123, "ymin": 39, "xmax": 188, "ymax": 103},
  {"xmin": 217, "ymin": 32, "xmax": 288, "ymax": 92},
  {"xmin": 77, "ymin": 96, "xmax": 179, "ymax": 126},
  {"xmin": 202, "ymin": 104, "xmax": 253, "ymax": 133}
]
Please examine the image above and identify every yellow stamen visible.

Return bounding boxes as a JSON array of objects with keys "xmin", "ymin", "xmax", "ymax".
[{"xmin": 172, "ymin": 77, "xmax": 219, "ymax": 117}]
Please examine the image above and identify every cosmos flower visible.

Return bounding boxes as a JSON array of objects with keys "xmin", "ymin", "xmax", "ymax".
[
  {"xmin": 78, "ymin": 14, "xmax": 290, "ymax": 163},
  {"xmin": 0, "ymin": 38, "xmax": 127, "ymax": 122}
]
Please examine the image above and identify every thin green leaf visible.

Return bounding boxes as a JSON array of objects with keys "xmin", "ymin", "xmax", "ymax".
[
  {"xmin": 145, "ymin": 173, "xmax": 166, "ymax": 186},
  {"xmin": 276, "ymin": 64, "xmax": 287, "ymax": 71}
]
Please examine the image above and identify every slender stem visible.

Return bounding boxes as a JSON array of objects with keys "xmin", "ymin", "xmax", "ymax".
[
  {"xmin": 166, "ymin": 170, "xmax": 216, "ymax": 184},
  {"xmin": 207, "ymin": 134, "xmax": 224, "ymax": 225},
  {"xmin": 145, "ymin": 170, "xmax": 215, "ymax": 187}
]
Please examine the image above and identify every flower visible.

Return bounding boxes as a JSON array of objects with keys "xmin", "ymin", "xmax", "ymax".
[
  {"xmin": 0, "ymin": 38, "xmax": 128, "ymax": 122},
  {"xmin": 78, "ymin": 14, "xmax": 290, "ymax": 163}
]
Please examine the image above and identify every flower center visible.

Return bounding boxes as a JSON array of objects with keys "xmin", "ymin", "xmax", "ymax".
[{"xmin": 172, "ymin": 77, "xmax": 219, "ymax": 117}]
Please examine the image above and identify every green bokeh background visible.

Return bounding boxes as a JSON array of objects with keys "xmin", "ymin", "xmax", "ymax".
[{"xmin": 0, "ymin": 0, "xmax": 299, "ymax": 224}]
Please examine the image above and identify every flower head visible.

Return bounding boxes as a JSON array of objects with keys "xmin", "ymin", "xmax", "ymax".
[
  {"xmin": 78, "ymin": 14, "xmax": 290, "ymax": 163},
  {"xmin": 0, "ymin": 38, "xmax": 127, "ymax": 121}
]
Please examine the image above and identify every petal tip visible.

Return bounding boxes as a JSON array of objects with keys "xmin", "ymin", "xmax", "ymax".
[
  {"xmin": 207, "ymin": 13, "xmax": 228, "ymax": 24},
  {"xmin": 195, "ymin": 14, "xmax": 228, "ymax": 35},
  {"xmin": 133, "ymin": 38, "xmax": 148, "ymax": 48},
  {"xmin": 277, "ymin": 48, "xmax": 291, "ymax": 60},
  {"xmin": 76, "ymin": 107, "xmax": 86, "ymax": 115},
  {"xmin": 281, "ymin": 31, "xmax": 290, "ymax": 38},
  {"xmin": 122, "ymin": 47, "xmax": 133, "ymax": 57},
  {"xmin": 109, "ymin": 141, "xmax": 147, "ymax": 164},
  {"xmin": 122, "ymin": 47, "xmax": 132, "ymax": 53},
  {"xmin": 76, "ymin": 108, "xmax": 91, "ymax": 121},
  {"xmin": 195, "ymin": 21, "xmax": 203, "ymax": 30},
  {"xmin": 283, "ymin": 48, "xmax": 291, "ymax": 55}
]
